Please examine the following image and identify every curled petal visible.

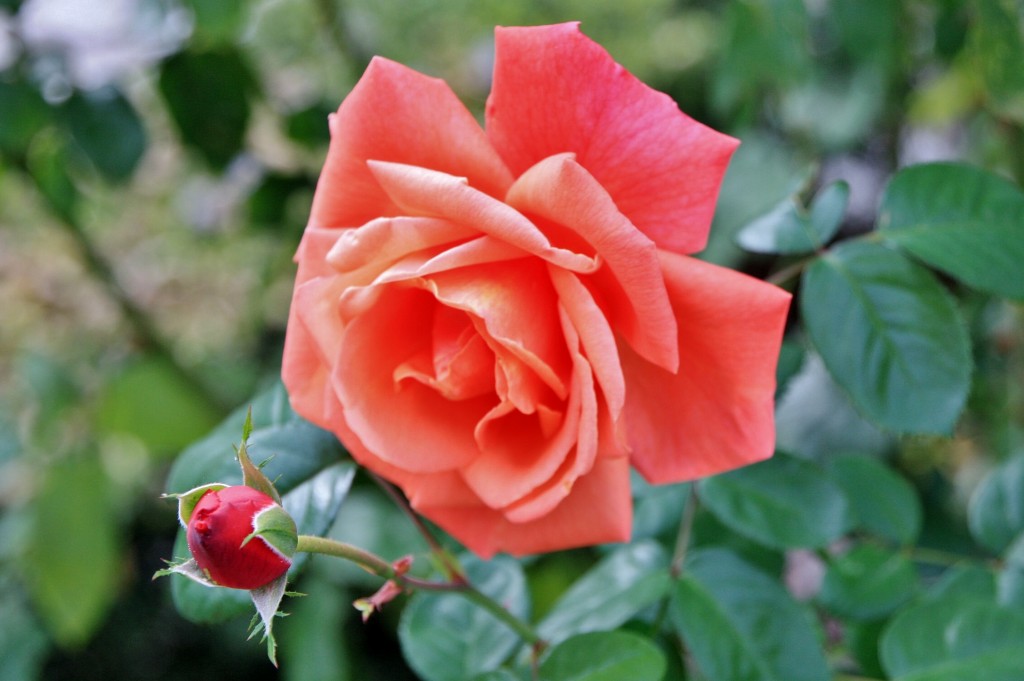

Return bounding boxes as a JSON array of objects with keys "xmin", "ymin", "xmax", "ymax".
[
  {"xmin": 623, "ymin": 252, "xmax": 791, "ymax": 483},
  {"xmin": 508, "ymin": 153, "xmax": 677, "ymax": 371},
  {"xmin": 310, "ymin": 57, "xmax": 513, "ymax": 229},
  {"xmin": 487, "ymin": 23, "xmax": 738, "ymax": 254},
  {"xmin": 367, "ymin": 161, "xmax": 598, "ymax": 274}
]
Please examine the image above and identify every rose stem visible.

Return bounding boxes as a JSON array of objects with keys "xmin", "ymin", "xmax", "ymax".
[
  {"xmin": 296, "ymin": 535, "xmax": 542, "ymax": 646},
  {"xmin": 649, "ymin": 485, "xmax": 700, "ymax": 638},
  {"xmin": 368, "ymin": 471, "xmax": 467, "ymax": 583}
]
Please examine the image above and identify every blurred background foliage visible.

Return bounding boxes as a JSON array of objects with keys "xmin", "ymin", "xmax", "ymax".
[{"xmin": 0, "ymin": 0, "xmax": 1022, "ymax": 679}]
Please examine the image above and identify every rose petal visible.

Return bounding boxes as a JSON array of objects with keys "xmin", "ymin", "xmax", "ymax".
[
  {"xmin": 409, "ymin": 454, "xmax": 632, "ymax": 558},
  {"xmin": 309, "ymin": 57, "xmax": 513, "ymax": 230},
  {"xmin": 508, "ymin": 153, "xmax": 678, "ymax": 371},
  {"xmin": 623, "ymin": 252, "xmax": 791, "ymax": 483},
  {"xmin": 326, "ymin": 216, "xmax": 477, "ymax": 275},
  {"xmin": 367, "ymin": 160, "xmax": 599, "ymax": 274},
  {"xmin": 335, "ymin": 286, "xmax": 491, "ymax": 473},
  {"xmin": 548, "ymin": 266, "xmax": 625, "ymax": 419},
  {"xmin": 487, "ymin": 23, "xmax": 738, "ymax": 254}
]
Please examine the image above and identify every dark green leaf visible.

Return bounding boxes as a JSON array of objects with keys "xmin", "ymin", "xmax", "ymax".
[
  {"xmin": 537, "ymin": 541, "xmax": 670, "ymax": 645},
  {"xmin": 968, "ymin": 0, "xmax": 1024, "ymax": 123},
  {"xmin": 924, "ymin": 563, "xmax": 997, "ymax": 603},
  {"xmin": 671, "ymin": 548, "xmax": 829, "ymax": 681},
  {"xmin": 25, "ymin": 129, "xmax": 78, "ymax": 221},
  {"xmin": 537, "ymin": 631, "xmax": 666, "ymax": 681},
  {"xmin": 158, "ymin": 47, "xmax": 257, "ymax": 169},
  {"xmin": 285, "ymin": 103, "xmax": 334, "ymax": 147},
  {"xmin": 968, "ymin": 455, "xmax": 1024, "ymax": 555},
  {"xmin": 879, "ymin": 162, "xmax": 1024, "ymax": 300},
  {"xmin": 879, "ymin": 599, "xmax": 1024, "ymax": 679},
  {"xmin": 801, "ymin": 241, "xmax": 971, "ymax": 434},
  {"xmin": 827, "ymin": 454, "xmax": 922, "ymax": 545},
  {"xmin": 737, "ymin": 181, "xmax": 849, "ymax": 254},
  {"xmin": 0, "ymin": 80, "xmax": 50, "ymax": 157},
  {"xmin": 698, "ymin": 452, "xmax": 852, "ymax": 549},
  {"xmin": 24, "ymin": 453, "xmax": 121, "ymax": 646},
  {"xmin": 183, "ymin": 0, "xmax": 247, "ymax": 43},
  {"xmin": 60, "ymin": 87, "xmax": 146, "ymax": 182},
  {"xmin": 818, "ymin": 544, "xmax": 918, "ymax": 620},
  {"xmin": 399, "ymin": 556, "xmax": 528, "ymax": 681}
]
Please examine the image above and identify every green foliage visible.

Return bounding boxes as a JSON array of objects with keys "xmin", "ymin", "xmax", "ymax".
[
  {"xmin": 671, "ymin": 548, "xmax": 829, "ymax": 681},
  {"xmin": 879, "ymin": 163, "xmax": 1024, "ymax": 301},
  {"xmin": 537, "ymin": 631, "xmax": 666, "ymax": 681},
  {"xmin": 736, "ymin": 181, "xmax": 848, "ymax": 254},
  {"xmin": 827, "ymin": 453, "xmax": 923, "ymax": 545},
  {"xmin": 23, "ymin": 453, "xmax": 121, "ymax": 647},
  {"xmin": 59, "ymin": 87, "xmax": 146, "ymax": 182},
  {"xmin": 818, "ymin": 545, "xmax": 918, "ymax": 620},
  {"xmin": 158, "ymin": 47, "xmax": 258, "ymax": 169},
  {"xmin": 399, "ymin": 556, "xmax": 528, "ymax": 681},
  {"xmin": 802, "ymin": 242, "xmax": 972, "ymax": 434},
  {"xmin": 699, "ymin": 452, "xmax": 852, "ymax": 549}
]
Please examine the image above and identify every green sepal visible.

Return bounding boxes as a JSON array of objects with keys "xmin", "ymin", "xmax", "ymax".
[
  {"xmin": 248, "ymin": 573, "xmax": 289, "ymax": 666},
  {"xmin": 236, "ymin": 407, "xmax": 282, "ymax": 503},
  {"xmin": 153, "ymin": 557, "xmax": 217, "ymax": 588},
  {"xmin": 163, "ymin": 483, "xmax": 228, "ymax": 527},
  {"xmin": 242, "ymin": 503, "xmax": 298, "ymax": 559}
]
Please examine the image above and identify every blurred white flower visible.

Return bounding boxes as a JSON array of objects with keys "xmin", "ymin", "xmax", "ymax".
[{"xmin": 18, "ymin": 0, "xmax": 191, "ymax": 90}]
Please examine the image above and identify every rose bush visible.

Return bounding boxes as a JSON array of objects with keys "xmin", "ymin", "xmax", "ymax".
[{"xmin": 282, "ymin": 22, "xmax": 791, "ymax": 558}]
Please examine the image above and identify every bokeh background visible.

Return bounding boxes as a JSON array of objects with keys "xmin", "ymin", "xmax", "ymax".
[{"xmin": 1, "ymin": 0, "xmax": 1021, "ymax": 679}]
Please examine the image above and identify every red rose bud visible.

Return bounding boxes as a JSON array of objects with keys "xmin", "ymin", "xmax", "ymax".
[{"xmin": 186, "ymin": 485, "xmax": 297, "ymax": 590}]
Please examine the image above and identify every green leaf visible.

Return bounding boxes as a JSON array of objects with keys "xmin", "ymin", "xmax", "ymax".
[
  {"xmin": 0, "ymin": 80, "xmax": 50, "ymax": 157},
  {"xmin": 818, "ymin": 544, "xmax": 918, "ymax": 620},
  {"xmin": 827, "ymin": 454, "xmax": 922, "ymax": 545},
  {"xmin": 671, "ymin": 548, "xmax": 829, "ymax": 681},
  {"xmin": 537, "ymin": 541, "xmax": 671, "ymax": 645},
  {"xmin": 630, "ymin": 475, "xmax": 689, "ymax": 542},
  {"xmin": 97, "ymin": 356, "xmax": 222, "ymax": 456},
  {"xmin": 924, "ymin": 563, "xmax": 997, "ymax": 603},
  {"xmin": 158, "ymin": 47, "xmax": 257, "ymax": 169},
  {"xmin": 737, "ymin": 181, "xmax": 849, "ymax": 254},
  {"xmin": 280, "ymin": 576, "xmax": 351, "ymax": 681},
  {"xmin": 879, "ymin": 599, "xmax": 1024, "ymax": 679},
  {"xmin": 0, "ymin": 576, "xmax": 49, "ymax": 681},
  {"xmin": 183, "ymin": 0, "xmax": 247, "ymax": 43},
  {"xmin": 698, "ymin": 452, "xmax": 852, "ymax": 549},
  {"xmin": 537, "ymin": 631, "xmax": 666, "ymax": 681},
  {"xmin": 968, "ymin": 0, "xmax": 1024, "ymax": 123},
  {"xmin": 968, "ymin": 454, "xmax": 1024, "ymax": 555},
  {"xmin": 25, "ymin": 129, "xmax": 78, "ymax": 221},
  {"xmin": 879, "ymin": 162, "xmax": 1024, "ymax": 300},
  {"xmin": 801, "ymin": 241, "xmax": 971, "ymax": 434},
  {"xmin": 166, "ymin": 383, "xmax": 344, "ymax": 494},
  {"xmin": 399, "ymin": 556, "xmax": 529, "ymax": 681},
  {"xmin": 60, "ymin": 87, "xmax": 146, "ymax": 182},
  {"xmin": 23, "ymin": 453, "xmax": 121, "ymax": 646}
]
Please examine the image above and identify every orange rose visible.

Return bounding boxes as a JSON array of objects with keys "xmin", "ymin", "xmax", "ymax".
[{"xmin": 282, "ymin": 23, "xmax": 791, "ymax": 558}]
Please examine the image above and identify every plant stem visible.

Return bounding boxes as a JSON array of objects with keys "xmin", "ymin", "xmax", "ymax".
[
  {"xmin": 670, "ymin": 486, "xmax": 699, "ymax": 579},
  {"xmin": 296, "ymin": 535, "xmax": 543, "ymax": 645},
  {"xmin": 30, "ymin": 173, "xmax": 231, "ymax": 415},
  {"xmin": 766, "ymin": 255, "xmax": 816, "ymax": 288},
  {"xmin": 368, "ymin": 471, "xmax": 466, "ymax": 582}
]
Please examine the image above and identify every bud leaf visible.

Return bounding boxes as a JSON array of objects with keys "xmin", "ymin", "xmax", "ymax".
[
  {"xmin": 243, "ymin": 504, "xmax": 298, "ymax": 559},
  {"xmin": 236, "ymin": 407, "xmax": 281, "ymax": 503},
  {"xmin": 164, "ymin": 483, "xmax": 228, "ymax": 527},
  {"xmin": 249, "ymin": 573, "xmax": 289, "ymax": 666},
  {"xmin": 153, "ymin": 557, "xmax": 217, "ymax": 588}
]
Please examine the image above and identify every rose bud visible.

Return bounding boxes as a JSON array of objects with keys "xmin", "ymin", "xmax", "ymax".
[{"xmin": 186, "ymin": 485, "xmax": 297, "ymax": 590}]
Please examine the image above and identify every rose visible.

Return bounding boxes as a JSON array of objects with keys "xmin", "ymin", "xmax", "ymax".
[
  {"xmin": 184, "ymin": 485, "xmax": 297, "ymax": 590},
  {"xmin": 282, "ymin": 23, "xmax": 791, "ymax": 558}
]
